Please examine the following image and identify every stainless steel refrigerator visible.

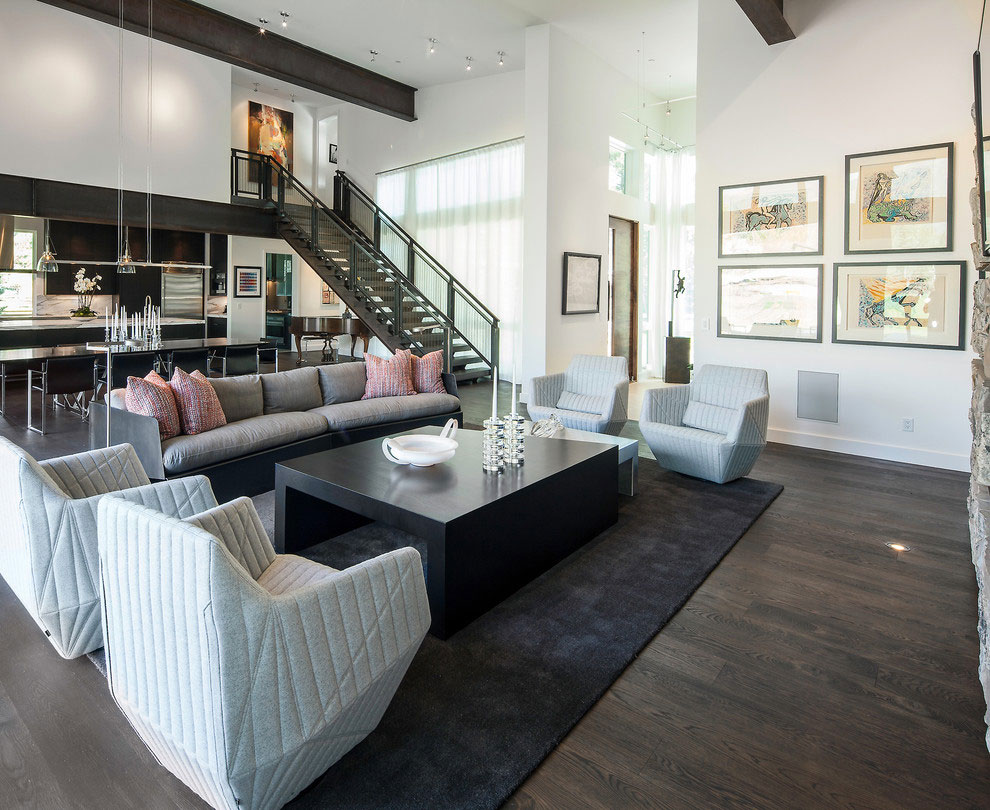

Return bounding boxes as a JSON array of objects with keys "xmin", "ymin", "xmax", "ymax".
[{"xmin": 161, "ymin": 268, "xmax": 205, "ymax": 319}]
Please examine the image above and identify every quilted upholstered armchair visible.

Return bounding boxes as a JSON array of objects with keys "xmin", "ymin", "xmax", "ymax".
[
  {"xmin": 527, "ymin": 354, "xmax": 629, "ymax": 435},
  {"xmin": 0, "ymin": 437, "xmax": 217, "ymax": 659},
  {"xmin": 640, "ymin": 365, "xmax": 769, "ymax": 484},
  {"xmin": 97, "ymin": 495, "xmax": 431, "ymax": 810}
]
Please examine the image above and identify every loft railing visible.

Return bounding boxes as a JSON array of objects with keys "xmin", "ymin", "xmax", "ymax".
[
  {"xmin": 333, "ymin": 170, "xmax": 499, "ymax": 373},
  {"xmin": 231, "ymin": 149, "xmax": 461, "ymax": 369}
]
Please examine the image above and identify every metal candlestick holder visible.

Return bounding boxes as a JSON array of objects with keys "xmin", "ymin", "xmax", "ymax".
[
  {"xmin": 482, "ymin": 416, "xmax": 506, "ymax": 474},
  {"xmin": 503, "ymin": 413, "xmax": 525, "ymax": 465}
]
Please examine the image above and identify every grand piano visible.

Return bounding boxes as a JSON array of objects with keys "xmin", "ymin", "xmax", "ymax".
[{"xmin": 290, "ymin": 315, "xmax": 372, "ymax": 364}]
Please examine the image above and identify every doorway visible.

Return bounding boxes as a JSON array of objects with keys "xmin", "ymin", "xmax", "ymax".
[{"xmin": 607, "ymin": 216, "xmax": 638, "ymax": 380}]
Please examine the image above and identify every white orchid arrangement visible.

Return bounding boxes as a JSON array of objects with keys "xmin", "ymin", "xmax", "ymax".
[{"xmin": 73, "ymin": 268, "xmax": 102, "ymax": 294}]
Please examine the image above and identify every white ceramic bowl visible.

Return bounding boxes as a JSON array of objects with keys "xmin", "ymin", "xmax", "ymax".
[{"xmin": 382, "ymin": 434, "xmax": 458, "ymax": 467}]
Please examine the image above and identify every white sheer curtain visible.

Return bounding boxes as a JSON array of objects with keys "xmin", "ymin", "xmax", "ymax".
[
  {"xmin": 376, "ymin": 138, "xmax": 524, "ymax": 373},
  {"xmin": 655, "ymin": 147, "xmax": 696, "ymax": 361}
]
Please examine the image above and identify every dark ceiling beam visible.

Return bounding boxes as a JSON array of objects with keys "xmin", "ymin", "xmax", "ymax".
[
  {"xmin": 0, "ymin": 174, "xmax": 277, "ymax": 238},
  {"xmin": 34, "ymin": 0, "xmax": 417, "ymax": 120},
  {"xmin": 733, "ymin": 0, "xmax": 795, "ymax": 45}
]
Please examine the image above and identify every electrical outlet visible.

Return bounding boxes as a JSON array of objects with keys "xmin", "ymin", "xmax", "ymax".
[
  {"xmin": 901, "ymin": 418, "xmax": 914, "ymax": 432},
  {"xmin": 702, "ymin": 317, "xmax": 711, "ymax": 331}
]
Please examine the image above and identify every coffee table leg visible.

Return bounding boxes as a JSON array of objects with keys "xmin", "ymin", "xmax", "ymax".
[
  {"xmin": 275, "ymin": 470, "xmax": 372, "ymax": 554},
  {"xmin": 618, "ymin": 454, "xmax": 638, "ymax": 496}
]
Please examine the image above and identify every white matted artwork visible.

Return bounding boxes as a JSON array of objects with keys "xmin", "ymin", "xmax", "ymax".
[
  {"xmin": 718, "ymin": 265, "xmax": 823, "ymax": 342},
  {"xmin": 562, "ymin": 252, "xmax": 602, "ymax": 315},
  {"xmin": 832, "ymin": 261, "xmax": 965, "ymax": 349},
  {"xmin": 718, "ymin": 176, "xmax": 823, "ymax": 257}
]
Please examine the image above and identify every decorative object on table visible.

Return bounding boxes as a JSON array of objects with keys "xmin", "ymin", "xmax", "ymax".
[
  {"xmin": 249, "ymin": 100, "xmax": 294, "ymax": 171},
  {"xmin": 483, "ymin": 365, "xmax": 505, "ymax": 473},
  {"xmin": 382, "ymin": 419, "xmax": 458, "ymax": 467},
  {"xmin": 561, "ymin": 252, "xmax": 602, "ymax": 315},
  {"xmin": 234, "ymin": 266, "xmax": 263, "ymax": 298},
  {"xmin": 71, "ymin": 268, "xmax": 101, "ymax": 317},
  {"xmin": 844, "ymin": 142, "xmax": 953, "ymax": 254},
  {"xmin": 718, "ymin": 176, "xmax": 823, "ymax": 257},
  {"xmin": 531, "ymin": 413, "xmax": 563, "ymax": 437},
  {"xmin": 639, "ymin": 364, "xmax": 770, "ymax": 484},
  {"xmin": 503, "ymin": 360, "xmax": 524, "ymax": 465},
  {"xmin": 832, "ymin": 260, "xmax": 965, "ymax": 349},
  {"xmin": 717, "ymin": 264, "xmax": 823, "ymax": 343},
  {"xmin": 103, "ymin": 302, "xmax": 162, "ymax": 347}
]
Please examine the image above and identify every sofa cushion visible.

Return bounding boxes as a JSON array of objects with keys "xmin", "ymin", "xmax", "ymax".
[
  {"xmin": 311, "ymin": 392, "xmax": 459, "ymax": 432},
  {"xmin": 410, "ymin": 350, "xmax": 446, "ymax": 394},
  {"xmin": 556, "ymin": 390, "xmax": 608, "ymax": 415},
  {"xmin": 160, "ymin": 412, "xmax": 328, "ymax": 474},
  {"xmin": 261, "ymin": 367, "xmax": 323, "ymax": 414},
  {"xmin": 362, "ymin": 350, "xmax": 416, "ymax": 399},
  {"xmin": 682, "ymin": 401, "xmax": 738, "ymax": 435},
  {"xmin": 317, "ymin": 362, "xmax": 367, "ymax": 405},
  {"xmin": 209, "ymin": 374, "xmax": 263, "ymax": 423},
  {"xmin": 125, "ymin": 371, "xmax": 181, "ymax": 440},
  {"xmin": 170, "ymin": 369, "xmax": 226, "ymax": 435}
]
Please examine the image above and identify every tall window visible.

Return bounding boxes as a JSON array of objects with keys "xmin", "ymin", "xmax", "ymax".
[
  {"xmin": 0, "ymin": 231, "xmax": 35, "ymax": 316},
  {"xmin": 608, "ymin": 139, "xmax": 630, "ymax": 194},
  {"xmin": 376, "ymin": 139, "xmax": 524, "ymax": 372}
]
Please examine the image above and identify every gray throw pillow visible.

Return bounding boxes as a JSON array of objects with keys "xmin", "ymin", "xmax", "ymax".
[
  {"xmin": 209, "ymin": 375, "xmax": 263, "ymax": 423},
  {"xmin": 317, "ymin": 362, "xmax": 367, "ymax": 405},
  {"xmin": 261, "ymin": 367, "xmax": 323, "ymax": 414}
]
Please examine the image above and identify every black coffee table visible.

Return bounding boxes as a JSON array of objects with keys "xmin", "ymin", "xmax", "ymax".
[{"xmin": 274, "ymin": 426, "xmax": 619, "ymax": 638}]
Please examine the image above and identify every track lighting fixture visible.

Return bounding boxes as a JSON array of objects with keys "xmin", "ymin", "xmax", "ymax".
[
  {"xmin": 428, "ymin": 37, "xmax": 438, "ymax": 55},
  {"xmin": 279, "ymin": 11, "xmax": 289, "ymax": 28},
  {"xmin": 497, "ymin": 50, "xmax": 505, "ymax": 67},
  {"xmin": 258, "ymin": 18, "xmax": 269, "ymax": 34},
  {"xmin": 465, "ymin": 56, "xmax": 473, "ymax": 71},
  {"xmin": 253, "ymin": 82, "xmax": 259, "ymax": 93},
  {"xmin": 370, "ymin": 49, "xmax": 379, "ymax": 63}
]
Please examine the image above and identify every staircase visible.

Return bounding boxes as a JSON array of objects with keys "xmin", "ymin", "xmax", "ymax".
[{"xmin": 230, "ymin": 149, "xmax": 498, "ymax": 382}]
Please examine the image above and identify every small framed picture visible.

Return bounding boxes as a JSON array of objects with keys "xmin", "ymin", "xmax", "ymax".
[
  {"xmin": 832, "ymin": 261, "xmax": 965, "ymax": 349},
  {"xmin": 562, "ymin": 252, "xmax": 602, "ymax": 315},
  {"xmin": 718, "ymin": 265, "xmax": 823, "ymax": 343},
  {"xmin": 718, "ymin": 176, "xmax": 823, "ymax": 257},
  {"xmin": 321, "ymin": 282, "xmax": 337, "ymax": 305},
  {"xmin": 329, "ymin": 144, "xmax": 338, "ymax": 164},
  {"xmin": 844, "ymin": 142, "xmax": 953, "ymax": 254},
  {"xmin": 234, "ymin": 266, "xmax": 262, "ymax": 298}
]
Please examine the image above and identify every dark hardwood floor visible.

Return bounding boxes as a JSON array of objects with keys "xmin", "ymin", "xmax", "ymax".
[{"xmin": 1, "ymin": 377, "xmax": 988, "ymax": 808}]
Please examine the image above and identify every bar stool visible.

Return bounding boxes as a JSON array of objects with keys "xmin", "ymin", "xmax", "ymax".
[
  {"xmin": 257, "ymin": 345, "xmax": 280, "ymax": 373},
  {"xmin": 28, "ymin": 355, "xmax": 97, "ymax": 435},
  {"xmin": 167, "ymin": 348, "xmax": 210, "ymax": 377},
  {"xmin": 1, "ymin": 360, "xmax": 42, "ymax": 418},
  {"xmin": 94, "ymin": 350, "xmax": 161, "ymax": 400},
  {"xmin": 209, "ymin": 345, "xmax": 260, "ymax": 377}
]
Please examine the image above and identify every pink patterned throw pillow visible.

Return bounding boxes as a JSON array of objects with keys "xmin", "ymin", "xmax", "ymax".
[
  {"xmin": 362, "ymin": 350, "xmax": 416, "ymax": 400},
  {"xmin": 409, "ymin": 350, "xmax": 446, "ymax": 394},
  {"xmin": 170, "ymin": 368, "xmax": 226, "ymax": 435},
  {"xmin": 125, "ymin": 370, "xmax": 181, "ymax": 440}
]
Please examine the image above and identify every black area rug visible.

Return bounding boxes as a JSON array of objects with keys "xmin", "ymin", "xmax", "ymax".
[{"xmin": 243, "ymin": 466, "xmax": 783, "ymax": 810}]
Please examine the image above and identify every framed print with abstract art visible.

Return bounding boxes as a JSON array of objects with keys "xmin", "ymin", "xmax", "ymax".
[
  {"xmin": 562, "ymin": 252, "xmax": 602, "ymax": 315},
  {"xmin": 321, "ymin": 282, "xmax": 337, "ymax": 305},
  {"xmin": 718, "ymin": 265, "xmax": 823, "ymax": 343},
  {"xmin": 718, "ymin": 176, "xmax": 823, "ymax": 257},
  {"xmin": 248, "ymin": 101, "xmax": 294, "ymax": 171},
  {"xmin": 844, "ymin": 142, "xmax": 953, "ymax": 254},
  {"xmin": 832, "ymin": 261, "xmax": 965, "ymax": 349},
  {"xmin": 234, "ymin": 266, "xmax": 262, "ymax": 298}
]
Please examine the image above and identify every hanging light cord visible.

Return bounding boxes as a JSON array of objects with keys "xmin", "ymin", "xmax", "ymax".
[
  {"xmin": 117, "ymin": 0, "xmax": 124, "ymax": 262},
  {"xmin": 146, "ymin": 0, "xmax": 153, "ymax": 263},
  {"xmin": 981, "ymin": 0, "xmax": 987, "ymax": 51}
]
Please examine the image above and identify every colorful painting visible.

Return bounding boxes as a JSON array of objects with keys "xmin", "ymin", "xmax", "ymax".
[
  {"xmin": 248, "ymin": 101, "xmax": 293, "ymax": 171},
  {"xmin": 234, "ymin": 266, "xmax": 262, "ymax": 298},
  {"xmin": 833, "ymin": 261, "xmax": 964, "ymax": 349},
  {"xmin": 845, "ymin": 143, "xmax": 952, "ymax": 253},
  {"xmin": 719, "ymin": 176, "xmax": 823, "ymax": 257},
  {"xmin": 321, "ymin": 282, "xmax": 337, "ymax": 305},
  {"xmin": 718, "ymin": 265, "xmax": 822, "ymax": 342}
]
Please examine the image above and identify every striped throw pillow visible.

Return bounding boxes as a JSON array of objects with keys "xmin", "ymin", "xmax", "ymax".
[
  {"xmin": 124, "ymin": 370, "xmax": 181, "ymax": 440},
  {"xmin": 410, "ymin": 350, "xmax": 447, "ymax": 394},
  {"xmin": 170, "ymin": 368, "xmax": 227, "ymax": 435},
  {"xmin": 362, "ymin": 350, "xmax": 416, "ymax": 399}
]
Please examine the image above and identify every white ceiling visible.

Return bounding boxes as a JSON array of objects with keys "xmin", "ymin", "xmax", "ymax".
[{"xmin": 199, "ymin": 0, "xmax": 697, "ymax": 102}]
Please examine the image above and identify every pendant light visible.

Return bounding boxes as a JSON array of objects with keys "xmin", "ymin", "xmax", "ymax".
[
  {"xmin": 115, "ymin": 0, "xmax": 136, "ymax": 273},
  {"xmin": 36, "ymin": 219, "xmax": 59, "ymax": 274}
]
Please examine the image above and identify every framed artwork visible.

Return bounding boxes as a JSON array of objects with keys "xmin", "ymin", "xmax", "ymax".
[
  {"xmin": 718, "ymin": 176, "xmax": 823, "ymax": 257},
  {"xmin": 248, "ymin": 101, "xmax": 294, "ymax": 171},
  {"xmin": 321, "ymin": 282, "xmax": 337, "ymax": 304},
  {"xmin": 329, "ymin": 143, "xmax": 338, "ymax": 164},
  {"xmin": 844, "ymin": 142, "xmax": 953, "ymax": 253},
  {"xmin": 718, "ymin": 265, "xmax": 823, "ymax": 343},
  {"xmin": 832, "ymin": 261, "xmax": 965, "ymax": 349},
  {"xmin": 562, "ymin": 252, "xmax": 601, "ymax": 315},
  {"xmin": 233, "ymin": 266, "xmax": 262, "ymax": 298}
]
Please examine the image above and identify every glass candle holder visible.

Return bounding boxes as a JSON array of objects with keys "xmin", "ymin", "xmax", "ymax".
[
  {"xmin": 503, "ymin": 414, "xmax": 525, "ymax": 465},
  {"xmin": 482, "ymin": 416, "xmax": 506, "ymax": 474}
]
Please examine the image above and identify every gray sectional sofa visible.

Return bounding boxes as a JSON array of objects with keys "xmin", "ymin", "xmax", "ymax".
[{"xmin": 89, "ymin": 362, "xmax": 462, "ymax": 501}]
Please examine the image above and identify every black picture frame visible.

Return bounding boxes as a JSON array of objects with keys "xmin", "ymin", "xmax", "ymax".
[
  {"xmin": 233, "ymin": 265, "xmax": 262, "ymax": 298},
  {"xmin": 717, "ymin": 264, "xmax": 824, "ymax": 343},
  {"xmin": 329, "ymin": 143, "xmax": 338, "ymax": 164},
  {"xmin": 717, "ymin": 175, "xmax": 824, "ymax": 258},
  {"xmin": 561, "ymin": 252, "xmax": 602, "ymax": 315},
  {"xmin": 831, "ymin": 260, "xmax": 966, "ymax": 350},
  {"xmin": 844, "ymin": 142, "xmax": 954, "ymax": 255}
]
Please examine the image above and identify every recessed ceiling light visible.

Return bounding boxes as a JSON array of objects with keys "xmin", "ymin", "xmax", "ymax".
[
  {"xmin": 465, "ymin": 56, "xmax": 473, "ymax": 71},
  {"xmin": 885, "ymin": 541, "xmax": 912, "ymax": 552},
  {"xmin": 258, "ymin": 18, "xmax": 269, "ymax": 34},
  {"xmin": 497, "ymin": 50, "xmax": 505, "ymax": 67}
]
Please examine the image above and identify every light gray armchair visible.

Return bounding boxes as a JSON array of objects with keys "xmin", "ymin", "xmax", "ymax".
[
  {"xmin": 528, "ymin": 354, "xmax": 629, "ymax": 435},
  {"xmin": 0, "ymin": 437, "xmax": 217, "ymax": 659},
  {"xmin": 640, "ymin": 365, "xmax": 769, "ymax": 484},
  {"xmin": 97, "ymin": 494, "xmax": 431, "ymax": 810}
]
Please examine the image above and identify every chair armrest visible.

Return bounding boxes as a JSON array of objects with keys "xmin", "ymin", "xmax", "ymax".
[
  {"xmin": 640, "ymin": 385, "xmax": 690, "ymax": 426},
  {"xmin": 725, "ymin": 394, "xmax": 770, "ymax": 445},
  {"xmin": 183, "ymin": 496, "xmax": 276, "ymax": 580},
  {"xmin": 529, "ymin": 372, "xmax": 566, "ymax": 408},
  {"xmin": 88, "ymin": 402, "xmax": 166, "ymax": 481},
  {"xmin": 39, "ymin": 442, "xmax": 151, "ymax": 499},
  {"xmin": 113, "ymin": 476, "xmax": 218, "ymax": 519},
  {"xmin": 602, "ymin": 379, "xmax": 629, "ymax": 423}
]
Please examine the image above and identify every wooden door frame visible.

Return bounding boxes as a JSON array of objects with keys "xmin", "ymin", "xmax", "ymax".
[{"xmin": 607, "ymin": 216, "xmax": 639, "ymax": 381}]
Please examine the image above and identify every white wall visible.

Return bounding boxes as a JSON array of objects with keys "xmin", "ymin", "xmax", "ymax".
[
  {"xmin": 695, "ymin": 0, "xmax": 978, "ymax": 470},
  {"xmin": 0, "ymin": 0, "xmax": 230, "ymax": 202}
]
